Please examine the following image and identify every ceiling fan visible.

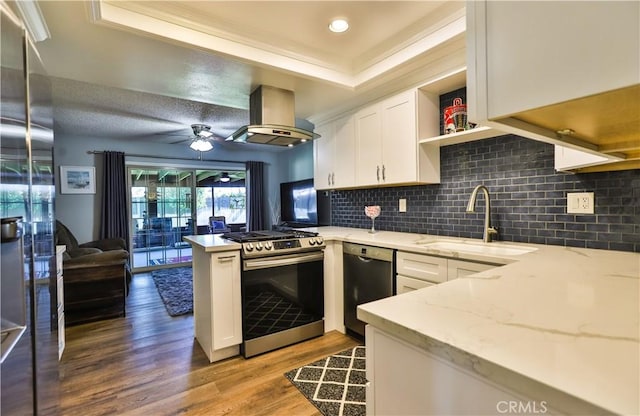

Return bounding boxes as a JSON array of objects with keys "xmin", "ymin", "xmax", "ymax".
[{"xmin": 189, "ymin": 124, "xmax": 214, "ymax": 152}]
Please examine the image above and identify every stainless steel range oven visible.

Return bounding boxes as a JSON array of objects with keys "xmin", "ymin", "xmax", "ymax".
[{"xmin": 222, "ymin": 230, "xmax": 325, "ymax": 358}]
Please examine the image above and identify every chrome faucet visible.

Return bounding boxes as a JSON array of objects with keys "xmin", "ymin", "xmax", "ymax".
[{"xmin": 466, "ymin": 185, "xmax": 498, "ymax": 243}]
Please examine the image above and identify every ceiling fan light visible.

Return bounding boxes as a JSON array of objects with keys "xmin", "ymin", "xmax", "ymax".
[
  {"xmin": 220, "ymin": 172, "xmax": 231, "ymax": 182},
  {"xmin": 190, "ymin": 138, "xmax": 213, "ymax": 152},
  {"xmin": 329, "ymin": 18, "xmax": 349, "ymax": 33}
]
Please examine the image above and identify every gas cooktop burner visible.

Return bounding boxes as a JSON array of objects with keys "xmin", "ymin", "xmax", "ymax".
[{"xmin": 221, "ymin": 229, "xmax": 318, "ymax": 243}]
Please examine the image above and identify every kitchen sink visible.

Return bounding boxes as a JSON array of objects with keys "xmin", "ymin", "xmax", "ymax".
[{"xmin": 419, "ymin": 241, "xmax": 537, "ymax": 256}]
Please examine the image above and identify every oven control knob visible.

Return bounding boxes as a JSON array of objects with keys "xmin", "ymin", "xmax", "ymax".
[
  {"xmin": 316, "ymin": 237, "xmax": 324, "ymax": 245},
  {"xmin": 309, "ymin": 238, "xmax": 316, "ymax": 246},
  {"xmin": 246, "ymin": 243, "xmax": 254, "ymax": 251},
  {"xmin": 256, "ymin": 242, "xmax": 263, "ymax": 251},
  {"xmin": 264, "ymin": 242, "xmax": 273, "ymax": 250}
]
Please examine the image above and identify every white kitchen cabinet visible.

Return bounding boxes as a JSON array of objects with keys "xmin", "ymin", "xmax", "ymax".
[
  {"xmin": 553, "ymin": 145, "xmax": 613, "ymax": 172},
  {"xmin": 314, "ymin": 116, "xmax": 356, "ymax": 190},
  {"xmin": 396, "ymin": 275, "xmax": 435, "ymax": 295},
  {"xmin": 356, "ymin": 90, "xmax": 440, "ymax": 187},
  {"xmin": 365, "ymin": 325, "xmax": 551, "ymax": 416},
  {"xmin": 323, "ymin": 240, "xmax": 345, "ymax": 333},
  {"xmin": 355, "ymin": 104, "xmax": 383, "ymax": 186},
  {"xmin": 380, "ymin": 91, "xmax": 421, "ymax": 184},
  {"xmin": 447, "ymin": 259, "xmax": 496, "ymax": 280},
  {"xmin": 313, "ymin": 122, "xmax": 334, "ymax": 190},
  {"xmin": 396, "ymin": 251, "xmax": 500, "ymax": 292},
  {"xmin": 192, "ymin": 248, "xmax": 242, "ymax": 362},
  {"xmin": 467, "ymin": 0, "xmax": 639, "ymax": 172},
  {"xmin": 396, "ymin": 251, "xmax": 447, "ymax": 284}
]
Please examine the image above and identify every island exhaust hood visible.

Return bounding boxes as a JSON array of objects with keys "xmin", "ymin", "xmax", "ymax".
[{"xmin": 226, "ymin": 85, "xmax": 320, "ymax": 147}]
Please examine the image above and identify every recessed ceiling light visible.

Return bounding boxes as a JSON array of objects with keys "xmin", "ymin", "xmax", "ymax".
[{"xmin": 329, "ymin": 18, "xmax": 349, "ymax": 33}]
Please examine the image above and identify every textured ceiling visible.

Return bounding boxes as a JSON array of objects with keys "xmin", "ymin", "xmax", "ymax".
[
  {"xmin": 51, "ymin": 77, "xmax": 248, "ymax": 144},
  {"xmin": 29, "ymin": 1, "xmax": 465, "ymax": 146}
]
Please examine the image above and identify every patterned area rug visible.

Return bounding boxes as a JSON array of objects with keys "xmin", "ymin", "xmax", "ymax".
[
  {"xmin": 150, "ymin": 256, "xmax": 192, "ymax": 266},
  {"xmin": 285, "ymin": 346, "xmax": 366, "ymax": 416},
  {"xmin": 150, "ymin": 267, "xmax": 193, "ymax": 316}
]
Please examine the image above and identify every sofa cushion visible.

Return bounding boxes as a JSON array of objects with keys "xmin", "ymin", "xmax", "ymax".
[
  {"xmin": 68, "ymin": 247, "xmax": 102, "ymax": 258},
  {"xmin": 55, "ymin": 221, "xmax": 79, "ymax": 249}
]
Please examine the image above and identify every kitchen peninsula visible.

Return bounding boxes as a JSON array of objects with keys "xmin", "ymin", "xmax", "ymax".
[
  {"xmin": 183, "ymin": 234, "xmax": 242, "ymax": 362},
  {"xmin": 184, "ymin": 227, "xmax": 639, "ymax": 415}
]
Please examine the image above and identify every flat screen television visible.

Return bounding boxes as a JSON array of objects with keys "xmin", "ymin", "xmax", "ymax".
[{"xmin": 280, "ymin": 178, "xmax": 317, "ymax": 227}]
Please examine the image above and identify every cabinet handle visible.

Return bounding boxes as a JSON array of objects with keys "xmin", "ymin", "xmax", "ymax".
[
  {"xmin": 382, "ymin": 165, "xmax": 386, "ymax": 181},
  {"xmin": 376, "ymin": 166, "xmax": 380, "ymax": 181},
  {"xmin": 217, "ymin": 255, "xmax": 236, "ymax": 263},
  {"xmin": 328, "ymin": 173, "xmax": 331, "ymax": 186},
  {"xmin": 331, "ymin": 173, "xmax": 335, "ymax": 185}
]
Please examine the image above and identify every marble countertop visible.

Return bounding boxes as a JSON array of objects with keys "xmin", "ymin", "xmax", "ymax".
[
  {"xmin": 304, "ymin": 226, "xmax": 542, "ymax": 264},
  {"xmin": 184, "ymin": 226, "xmax": 639, "ymax": 412},
  {"xmin": 308, "ymin": 227, "xmax": 637, "ymax": 415},
  {"xmin": 182, "ymin": 225, "xmax": 529, "ymax": 264},
  {"xmin": 183, "ymin": 234, "xmax": 240, "ymax": 253}
]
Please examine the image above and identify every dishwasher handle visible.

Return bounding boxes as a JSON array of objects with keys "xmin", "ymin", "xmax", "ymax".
[{"xmin": 356, "ymin": 255, "xmax": 374, "ymax": 263}]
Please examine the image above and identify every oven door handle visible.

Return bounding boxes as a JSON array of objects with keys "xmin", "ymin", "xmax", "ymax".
[{"xmin": 243, "ymin": 251, "xmax": 324, "ymax": 271}]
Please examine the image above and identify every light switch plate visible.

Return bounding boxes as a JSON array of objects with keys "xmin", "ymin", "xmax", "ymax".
[
  {"xmin": 567, "ymin": 192, "xmax": 594, "ymax": 214},
  {"xmin": 399, "ymin": 198, "xmax": 407, "ymax": 213}
]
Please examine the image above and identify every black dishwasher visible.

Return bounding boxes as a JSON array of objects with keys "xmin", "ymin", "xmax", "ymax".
[{"xmin": 343, "ymin": 242, "xmax": 395, "ymax": 337}]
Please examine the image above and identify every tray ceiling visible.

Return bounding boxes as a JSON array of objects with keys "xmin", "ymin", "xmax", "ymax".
[{"xmin": 29, "ymin": 1, "xmax": 466, "ymax": 145}]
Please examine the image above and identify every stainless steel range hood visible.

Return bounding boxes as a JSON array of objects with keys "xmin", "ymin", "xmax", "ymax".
[{"xmin": 226, "ymin": 85, "xmax": 320, "ymax": 147}]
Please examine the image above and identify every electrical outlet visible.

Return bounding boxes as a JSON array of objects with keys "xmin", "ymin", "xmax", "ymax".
[
  {"xmin": 567, "ymin": 192, "xmax": 594, "ymax": 214},
  {"xmin": 399, "ymin": 198, "xmax": 407, "ymax": 213}
]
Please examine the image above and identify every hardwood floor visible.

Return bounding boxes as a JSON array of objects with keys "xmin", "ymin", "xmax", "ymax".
[{"xmin": 58, "ymin": 272, "xmax": 360, "ymax": 416}]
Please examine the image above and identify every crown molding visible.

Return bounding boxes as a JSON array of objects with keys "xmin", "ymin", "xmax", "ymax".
[
  {"xmin": 15, "ymin": 0, "xmax": 49, "ymax": 42},
  {"xmin": 90, "ymin": 0, "xmax": 463, "ymax": 91}
]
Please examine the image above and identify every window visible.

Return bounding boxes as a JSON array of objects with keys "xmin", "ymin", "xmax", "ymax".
[
  {"xmin": 195, "ymin": 185, "xmax": 246, "ymax": 226},
  {"xmin": 194, "ymin": 169, "xmax": 246, "ymax": 227},
  {"xmin": 213, "ymin": 186, "xmax": 246, "ymax": 223}
]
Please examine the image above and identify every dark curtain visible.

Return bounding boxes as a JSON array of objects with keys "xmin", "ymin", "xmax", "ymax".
[
  {"xmin": 100, "ymin": 151, "xmax": 129, "ymax": 250},
  {"xmin": 245, "ymin": 161, "xmax": 265, "ymax": 231}
]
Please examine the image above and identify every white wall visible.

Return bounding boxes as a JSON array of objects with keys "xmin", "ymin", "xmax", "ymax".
[{"xmin": 54, "ymin": 133, "xmax": 313, "ymax": 242}]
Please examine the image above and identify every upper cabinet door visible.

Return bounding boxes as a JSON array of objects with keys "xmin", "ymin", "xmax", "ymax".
[
  {"xmin": 313, "ymin": 122, "xmax": 334, "ymax": 190},
  {"xmin": 467, "ymin": 0, "xmax": 640, "ymax": 172},
  {"xmin": 355, "ymin": 105, "xmax": 383, "ymax": 187},
  {"xmin": 482, "ymin": 1, "xmax": 639, "ymax": 119},
  {"xmin": 381, "ymin": 90, "xmax": 417, "ymax": 184},
  {"xmin": 332, "ymin": 115, "xmax": 356, "ymax": 189},
  {"xmin": 313, "ymin": 115, "xmax": 356, "ymax": 190}
]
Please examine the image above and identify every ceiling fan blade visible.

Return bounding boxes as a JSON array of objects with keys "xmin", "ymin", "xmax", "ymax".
[{"xmin": 169, "ymin": 137, "xmax": 192, "ymax": 145}]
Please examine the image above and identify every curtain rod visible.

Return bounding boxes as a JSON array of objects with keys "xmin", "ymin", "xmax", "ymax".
[{"xmin": 86, "ymin": 150, "xmax": 244, "ymax": 164}]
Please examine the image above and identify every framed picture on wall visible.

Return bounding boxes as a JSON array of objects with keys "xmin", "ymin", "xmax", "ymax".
[{"xmin": 60, "ymin": 166, "xmax": 96, "ymax": 194}]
